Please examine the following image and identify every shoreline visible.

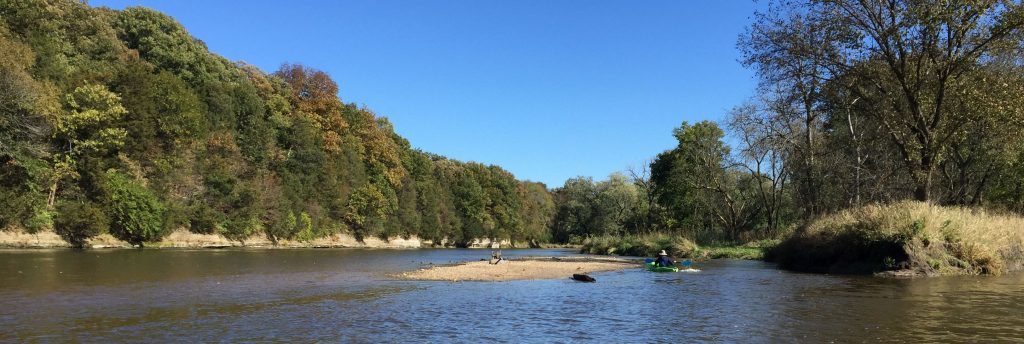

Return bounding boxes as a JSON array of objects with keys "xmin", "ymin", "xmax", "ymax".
[{"xmin": 0, "ymin": 229, "xmax": 523, "ymax": 250}]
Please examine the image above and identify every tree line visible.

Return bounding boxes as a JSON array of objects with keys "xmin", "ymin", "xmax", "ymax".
[
  {"xmin": 551, "ymin": 0, "xmax": 1024, "ymax": 244},
  {"xmin": 0, "ymin": 1, "xmax": 555, "ymax": 247},
  {"xmin": 3, "ymin": 0, "xmax": 1021, "ymax": 249}
]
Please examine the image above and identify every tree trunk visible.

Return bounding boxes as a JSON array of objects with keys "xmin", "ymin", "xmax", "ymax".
[{"xmin": 914, "ymin": 165, "xmax": 933, "ymax": 203}]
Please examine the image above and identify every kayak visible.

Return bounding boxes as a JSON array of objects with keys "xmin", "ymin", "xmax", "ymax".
[{"xmin": 645, "ymin": 262, "xmax": 679, "ymax": 272}]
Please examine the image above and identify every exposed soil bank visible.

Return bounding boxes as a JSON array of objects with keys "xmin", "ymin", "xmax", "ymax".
[
  {"xmin": 0, "ymin": 228, "xmax": 539, "ymax": 250},
  {"xmin": 399, "ymin": 257, "xmax": 637, "ymax": 281},
  {"xmin": 768, "ymin": 202, "xmax": 1024, "ymax": 277},
  {"xmin": 0, "ymin": 229, "xmax": 423, "ymax": 249}
]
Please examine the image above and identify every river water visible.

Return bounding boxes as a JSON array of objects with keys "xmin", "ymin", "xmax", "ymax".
[{"xmin": 1, "ymin": 249, "xmax": 1021, "ymax": 343}]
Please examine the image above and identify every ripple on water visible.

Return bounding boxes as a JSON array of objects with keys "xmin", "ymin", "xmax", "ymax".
[{"xmin": 1, "ymin": 250, "xmax": 1022, "ymax": 342}]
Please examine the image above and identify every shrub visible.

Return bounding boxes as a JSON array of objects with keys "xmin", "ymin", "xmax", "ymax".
[
  {"xmin": 23, "ymin": 206, "xmax": 54, "ymax": 233},
  {"xmin": 296, "ymin": 212, "xmax": 315, "ymax": 242},
  {"xmin": 220, "ymin": 215, "xmax": 260, "ymax": 242},
  {"xmin": 105, "ymin": 171, "xmax": 166, "ymax": 247},
  {"xmin": 188, "ymin": 203, "xmax": 223, "ymax": 234},
  {"xmin": 266, "ymin": 211, "xmax": 298, "ymax": 242},
  {"xmin": 54, "ymin": 200, "xmax": 108, "ymax": 248}
]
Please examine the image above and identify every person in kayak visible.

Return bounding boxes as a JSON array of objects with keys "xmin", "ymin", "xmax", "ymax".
[{"xmin": 654, "ymin": 250, "xmax": 675, "ymax": 267}]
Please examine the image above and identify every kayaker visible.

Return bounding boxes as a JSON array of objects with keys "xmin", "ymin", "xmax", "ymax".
[{"xmin": 654, "ymin": 250, "xmax": 675, "ymax": 267}]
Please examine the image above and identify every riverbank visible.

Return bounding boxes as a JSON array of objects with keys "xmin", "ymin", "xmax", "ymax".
[
  {"xmin": 768, "ymin": 202, "xmax": 1024, "ymax": 277},
  {"xmin": 0, "ymin": 228, "xmax": 423, "ymax": 249},
  {"xmin": 399, "ymin": 257, "xmax": 636, "ymax": 281},
  {"xmin": 578, "ymin": 234, "xmax": 771, "ymax": 260}
]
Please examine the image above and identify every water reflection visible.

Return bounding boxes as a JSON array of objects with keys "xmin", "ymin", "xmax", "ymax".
[{"xmin": 1, "ymin": 249, "xmax": 1021, "ymax": 342}]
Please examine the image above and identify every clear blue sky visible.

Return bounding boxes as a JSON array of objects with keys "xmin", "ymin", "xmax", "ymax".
[{"xmin": 92, "ymin": 0, "xmax": 762, "ymax": 188}]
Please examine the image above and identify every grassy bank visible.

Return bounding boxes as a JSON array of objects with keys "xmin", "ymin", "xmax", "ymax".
[
  {"xmin": 579, "ymin": 234, "xmax": 771, "ymax": 260},
  {"xmin": 768, "ymin": 202, "xmax": 1024, "ymax": 276},
  {"xmin": 702, "ymin": 241, "xmax": 776, "ymax": 260}
]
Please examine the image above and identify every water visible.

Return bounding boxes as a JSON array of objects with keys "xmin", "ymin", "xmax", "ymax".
[{"xmin": 1, "ymin": 249, "xmax": 1022, "ymax": 343}]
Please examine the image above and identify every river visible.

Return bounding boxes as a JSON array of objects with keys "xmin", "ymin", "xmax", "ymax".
[{"xmin": 1, "ymin": 249, "xmax": 1021, "ymax": 342}]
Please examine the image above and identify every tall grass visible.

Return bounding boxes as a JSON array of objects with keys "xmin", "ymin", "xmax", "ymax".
[
  {"xmin": 768, "ymin": 201, "xmax": 1024, "ymax": 276},
  {"xmin": 580, "ymin": 233, "xmax": 700, "ymax": 258},
  {"xmin": 580, "ymin": 234, "xmax": 776, "ymax": 259}
]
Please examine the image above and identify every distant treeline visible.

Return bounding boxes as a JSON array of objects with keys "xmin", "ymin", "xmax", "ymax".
[
  {"xmin": 550, "ymin": 0, "xmax": 1024, "ymax": 244},
  {"xmin": 0, "ymin": 1, "xmax": 555, "ymax": 247}
]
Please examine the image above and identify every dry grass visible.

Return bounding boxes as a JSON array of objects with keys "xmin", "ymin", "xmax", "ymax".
[
  {"xmin": 580, "ymin": 234, "xmax": 775, "ymax": 260},
  {"xmin": 769, "ymin": 201, "xmax": 1024, "ymax": 276},
  {"xmin": 580, "ymin": 234, "xmax": 700, "ymax": 258}
]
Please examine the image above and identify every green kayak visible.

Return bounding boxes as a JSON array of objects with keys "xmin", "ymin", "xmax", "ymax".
[{"xmin": 645, "ymin": 262, "xmax": 679, "ymax": 272}]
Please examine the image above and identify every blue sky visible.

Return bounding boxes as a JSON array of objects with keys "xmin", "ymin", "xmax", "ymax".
[{"xmin": 92, "ymin": 0, "xmax": 762, "ymax": 187}]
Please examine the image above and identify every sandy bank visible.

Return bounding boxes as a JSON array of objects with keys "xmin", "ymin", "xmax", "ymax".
[
  {"xmin": 0, "ymin": 229, "xmax": 423, "ymax": 249},
  {"xmin": 399, "ymin": 257, "xmax": 637, "ymax": 281},
  {"xmin": 0, "ymin": 228, "xmax": 536, "ymax": 250}
]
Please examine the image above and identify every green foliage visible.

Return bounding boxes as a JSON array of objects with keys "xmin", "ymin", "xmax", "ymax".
[
  {"xmin": 54, "ymin": 200, "xmax": 108, "ymax": 248},
  {"xmin": 104, "ymin": 171, "xmax": 165, "ymax": 246},
  {"xmin": 345, "ymin": 184, "xmax": 396, "ymax": 239},
  {"xmin": 115, "ymin": 6, "xmax": 230, "ymax": 85},
  {"xmin": 23, "ymin": 206, "xmax": 54, "ymax": 234},
  {"xmin": 57, "ymin": 84, "xmax": 128, "ymax": 155},
  {"xmin": 268, "ymin": 211, "xmax": 298, "ymax": 241},
  {"xmin": 0, "ymin": 1, "xmax": 553, "ymax": 248},
  {"xmin": 221, "ymin": 215, "xmax": 260, "ymax": 242},
  {"xmin": 296, "ymin": 212, "xmax": 315, "ymax": 242}
]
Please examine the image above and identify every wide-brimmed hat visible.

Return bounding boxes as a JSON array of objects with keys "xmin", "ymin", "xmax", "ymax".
[{"xmin": 658, "ymin": 250, "xmax": 667, "ymax": 256}]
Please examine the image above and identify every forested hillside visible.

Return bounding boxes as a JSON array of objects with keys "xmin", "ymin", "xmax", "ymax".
[{"xmin": 0, "ymin": 0, "xmax": 555, "ymax": 247}]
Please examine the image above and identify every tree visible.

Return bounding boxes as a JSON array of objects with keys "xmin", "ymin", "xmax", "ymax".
[
  {"xmin": 116, "ymin": 6, "xmax": 230, "ymax": 85},
  {"xmin": 593, "ymin": 173, "xmax": 638, "ymax": 236},
  {"xmin": 627, "ymin": 161, "xmax": 662, "ymax": 233},
  {"xmin": 748, "ymin": 0, "xmax": 1024, "ymax": 202},
  {"xmin": 517, "ymin": 181, "xmax": 556, "ymax": 245},
  {"xmin": 651, "ymin": 121, "xmax": 756, "ymax": 241},
  {"xmin": 345, "ymin": 184, "xmax": 395, "ymax": 240},
  {"xmin": 49, "ymin": 84, "xmax": 128, "ymax": 207},
  {"xmin": 740, "ymin": 5, "xmax": 850, "ymax": 216},
  {"xmin": 728, "ymin": 103, "xmax": 792, "ymax": 237},
  {"xmin": 0, "ymin": 28, "xmax": 53, "ymax": 230},
  {"xmin": 274, "ymin": 64, "xmax": 348, "ymax": 152},
  {"xmin": 105, "ymin": 170, "xmax": 165, "ymax": 246},
  {"xmin": 551, "ymin": 177, "xmax": 597, "ymax": 242}
]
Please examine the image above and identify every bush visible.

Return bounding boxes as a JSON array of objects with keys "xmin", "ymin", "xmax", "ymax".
[
  {"xmin": 295, "ymin": 212, "xmax": 315, "ymax": 242},
  {"xmin": 105, "ymin": 171, "xmax": 166, "ymax": 246},
  {"xmin": 266, "ymin": 211, "xmax": 298, "ymax": 242},
  {"xmin": 188, "ymin": 203, "xmax": 224, "ymax": 234},
  {"xmin": 0, "ymin": 188, "xmax": 44, "ymax": 231},
  {"xmin": 54, "ymin": 201, "xmax": 108, "ymax": 248},
  {"xmin": 220, "ymin": 215, "xmax": 260, "ymax": 242},
  {"xmin": 23, "ymin": 206, "xmax": 54, "ymax": 233}
]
